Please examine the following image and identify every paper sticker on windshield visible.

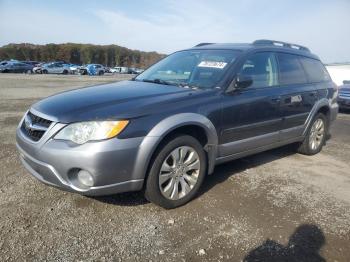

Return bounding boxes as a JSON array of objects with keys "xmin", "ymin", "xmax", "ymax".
[{"xmin": 198, "ymin": 61, "xmax": 227, "ymax": 69}]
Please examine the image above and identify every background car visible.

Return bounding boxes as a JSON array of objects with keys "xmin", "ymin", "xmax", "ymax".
[
  {"xmin": 41, "ymin": 62, "xmax": 71, "ymax": 74},
  {"xmin": 66, "ymin": 63, "xmax": 80, "ymax": 74},
  {"xmin": 32, "ymin": 63, "xmax": 45, "ymax": 74},
  {"xmin": 338, "ymin": 80, "xmax": 350, "ymax": 110},
  {"xmin": 79, "ymin": 64, "xmax": 105, "ymax": 75},
  {"xmin": 110, "ymin": 66, "xmax": 129, "ymax": 74},
  {"xmin": 0, "ymin": 61, "xmax": 34, "ymax": 73},
  {"xmin": 128, "ymin": 67, "xmax": 140, "ymax": 74},
  {"xmin": 21, "ymin": 61, "xmax": 41, "ymax": 67}
]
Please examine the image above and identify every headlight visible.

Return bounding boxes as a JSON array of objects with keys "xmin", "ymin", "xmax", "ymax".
[{"xmin": 55, "ymin": 120, "xmax": 129, "ymax": 144}]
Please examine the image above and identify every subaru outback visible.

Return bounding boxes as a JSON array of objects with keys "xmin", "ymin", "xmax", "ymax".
[{"xmin": 16, "ymin": 40, "xmax": 338, "ymax": 208}]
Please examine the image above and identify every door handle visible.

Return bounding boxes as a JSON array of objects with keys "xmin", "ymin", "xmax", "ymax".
[
  {"xmin": 271, "ymin": 96, "xmax": 281, "ymax": 104},
  {"xmin": 290, "ymin": 95, "xmax": 302, "ymax": 103}
]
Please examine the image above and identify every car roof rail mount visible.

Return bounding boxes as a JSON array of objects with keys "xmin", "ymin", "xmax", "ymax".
[
  {"xmin": 253, "ymin": 39, "xmax": 310, "ymax": 52},
  {"xmin": 195, "ymin": 43, "xmax": 215, "ymax": 47}
]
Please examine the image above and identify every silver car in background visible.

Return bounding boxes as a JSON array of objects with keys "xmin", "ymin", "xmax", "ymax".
[{"xmin": 41, "ymin": 62, "xmax": 71, "ymax": 74}]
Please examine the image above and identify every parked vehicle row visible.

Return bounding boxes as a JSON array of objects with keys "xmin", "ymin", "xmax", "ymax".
[{"xmin": 0, "ymin": 59, "xmax": 144, "ymax": 75}]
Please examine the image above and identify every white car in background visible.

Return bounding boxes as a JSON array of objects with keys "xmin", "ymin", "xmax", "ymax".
[
  {"xmin": 67, "ymin": 64, "xmax": 80, "ymax": 74},
  {"xmin": 41, "ymin": 62, "xmax": 71, "ymax": 74},
  {"xmin": 110, "ymin": 66, "xmax": 129, "ymax": 74}
]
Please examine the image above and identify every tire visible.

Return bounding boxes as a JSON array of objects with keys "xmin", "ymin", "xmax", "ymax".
[
  {"xmin": 42, "ymin": 69, "xmax": 48, "ymax": 74},
  {"xmin": 298, "ymin": 113, "xmax": 327, "ymax": 155},
  {"xmin": 145, "ymin": 135, "xmax": 207, "ymax": 209},
  {"xmin": 98, "ymin": 70, "xmax": 104, "ymax": 76},
  {"xmin": 63, "ymin": 70, "xmax": 68, "ymax": 75}
]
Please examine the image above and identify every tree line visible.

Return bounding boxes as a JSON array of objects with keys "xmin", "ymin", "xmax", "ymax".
[{"xmin": 0, "ymin": 43, "xmax": 165, "ymax": 68}]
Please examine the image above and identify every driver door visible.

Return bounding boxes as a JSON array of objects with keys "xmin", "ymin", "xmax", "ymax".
[{"xmin": 219, "ymin": 52, "xmax": 282, "ymax": 157}]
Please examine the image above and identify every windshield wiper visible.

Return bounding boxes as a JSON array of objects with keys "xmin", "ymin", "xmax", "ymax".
[
  {"xmin": 141, "ymin": 79, "xmax": 173, "ymax": 85},
  {"xmin": 140, "ymin": 78, "xmax": 200, "ymax": 90},
  {"xmin": 176, "ymin": 82, "xmax": 200, "ymax": 90}
]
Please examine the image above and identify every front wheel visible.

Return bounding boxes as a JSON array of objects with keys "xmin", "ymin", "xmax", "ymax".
[
  {"xmin": 298, "ymin": 113, "xmax": 327, "ymax": 155},
  {"xmin": 145, "ymin": 135, "xmax": 207, "ymax": 209}
]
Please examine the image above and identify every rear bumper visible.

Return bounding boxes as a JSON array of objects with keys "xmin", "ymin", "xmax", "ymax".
[{"xmin": 16, "ymin": 118, "xmax": 147, "ymax": 196}]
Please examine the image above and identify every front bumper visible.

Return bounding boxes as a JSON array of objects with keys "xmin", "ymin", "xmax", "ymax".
[
  {"xmin": 16, "ymin": 118, "xmax": 146, "ymax": 196},
  {"xmin": 330, "ymin": 101, "xmax": 339, "ymax": 122}
]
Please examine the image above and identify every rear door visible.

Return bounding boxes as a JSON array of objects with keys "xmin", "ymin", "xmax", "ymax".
[
  {"xmin": 276, "ymin": 53, "xmax": 318, "ymax": 140},
  {"xmin": 54, "ymin": 63, "xmax": 64, "ymax": 73},
  {"xmin": 219, "ymin": 52, "xmax": 282, "ymax": 156}
]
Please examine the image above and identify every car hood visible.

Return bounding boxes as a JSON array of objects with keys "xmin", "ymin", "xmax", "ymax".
[{"xmin": 32, "ymin": 80, "xmax": 197, "ymax": 123}]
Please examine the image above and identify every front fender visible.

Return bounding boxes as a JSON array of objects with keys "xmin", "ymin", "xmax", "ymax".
[{"xmin": 132, "ymin": 113, "xmax": 219, "ymax": 182}]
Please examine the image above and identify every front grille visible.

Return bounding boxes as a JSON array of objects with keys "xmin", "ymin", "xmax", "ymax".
[{"xmin": 21, "ymin": 111, "xmax": 52, "ymax": 142}]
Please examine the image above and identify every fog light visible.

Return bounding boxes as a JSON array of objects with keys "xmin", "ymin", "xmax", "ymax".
[{"xmin": 77, "ymin": 170, "xmax": 94, "ymax": 187}]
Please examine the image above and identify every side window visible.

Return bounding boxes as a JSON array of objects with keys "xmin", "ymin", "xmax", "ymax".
[
  {"xmin": 299, "ymin": 57, "xmax": 331, "ymax": 83},
  {"xmin": 239, "ymin": 52, "xmax": 278, "ymax": 88},
  {"xmin": 277, "ymin": 53, "xmax": 307, "ymax": 85}
]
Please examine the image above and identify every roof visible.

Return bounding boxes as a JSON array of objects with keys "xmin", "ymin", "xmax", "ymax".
[
  {"xmin": 189, "ymin": 40, "xmax": 319, "ymax": 60},
  {"xmin": 191, "ymin": 43, "xmax": 254, "ymax": 51}
]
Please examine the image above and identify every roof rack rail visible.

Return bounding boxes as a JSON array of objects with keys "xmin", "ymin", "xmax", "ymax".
[
  {"xmin": 194, "ymin": 43, "xmax": 215, "ymax": 47},
  {"xmin": 253, "ymin": 39, "xmax": 310, "ymax": 52}
]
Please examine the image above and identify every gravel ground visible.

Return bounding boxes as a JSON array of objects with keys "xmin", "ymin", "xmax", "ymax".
[{"xmin": 0, "ymin": 74, "xmax": 349, "ymax": 261}]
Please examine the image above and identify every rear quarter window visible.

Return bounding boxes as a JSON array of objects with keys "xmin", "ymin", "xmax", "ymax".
[
  {"xmin": 299, "ymin": 57, "xmax": 331, "ymax": 83},
  {"xmin": 277, "ymin": 53, "xmax": 307, "ymax": 85}
]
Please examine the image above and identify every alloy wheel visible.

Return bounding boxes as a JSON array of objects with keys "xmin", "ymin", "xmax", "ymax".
[
  {"xmin": 309, "ymin": 118, "xmax": 325, "ymax": 151},
  {"xmin": 159, "ymin": 146, "xmax": 200, "ymax": 200}
]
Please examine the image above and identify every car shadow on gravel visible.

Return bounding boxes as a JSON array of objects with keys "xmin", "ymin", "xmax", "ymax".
[
  {"xmin": 339, "ymin": 108, "xmax": 350, "ymax": 114},
  {"xmin": 197, "ymin": 144, "xmax": 297, "ymax": 198},
  {"xmin": 243, "ymin": 224, "xmax": 326, "ymax": 262},
  {"xmin": 92, "ymin": 145, "xmax": 297, "ymax": 207},
  {"xmin": 91, "ymin": 191, "xmax": 149, "ymax": 206}
]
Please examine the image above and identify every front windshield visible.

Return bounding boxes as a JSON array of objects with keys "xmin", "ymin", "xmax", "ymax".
[{"xmin": 135, "ymin": 49, "xmax": 240, "ymax": 89}]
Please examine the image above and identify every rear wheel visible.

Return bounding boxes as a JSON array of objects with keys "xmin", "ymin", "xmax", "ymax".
[
  {"xmin": 298, "ymin": 113, "xmax": 327, "ymax": 155},
  {"xmin": 63, "ymin": 69, "xmax": 68, "ymax": 75},
  {"xmin": 145, "ymin": 135, "xmax": 207, "ymax": 209},
  {"xmin": 42, "ymin": 69, "xmax": 48, "ymax": 74}
]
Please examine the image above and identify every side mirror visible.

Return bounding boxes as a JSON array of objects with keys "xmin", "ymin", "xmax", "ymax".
[{"xmin": 235, "ymin": 74, "xmax": 253, "ymax": 89}]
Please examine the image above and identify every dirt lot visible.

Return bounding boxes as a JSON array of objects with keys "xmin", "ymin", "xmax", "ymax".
[{"xmin": 1, "ymin": 74, "xmax": 349, "ymax": 261}]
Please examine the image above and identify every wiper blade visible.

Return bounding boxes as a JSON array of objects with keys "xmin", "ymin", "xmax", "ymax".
[
  {"xmin": 176, "ymin": 82, "xmax": 199, "ymax": 90},
  {"xmin": 140, "ymin": 78, "xmax": 199, "ymax": 89},
  {"xmin": 142, "ymin": 78, "xmax": 172, "ymax": 85}
]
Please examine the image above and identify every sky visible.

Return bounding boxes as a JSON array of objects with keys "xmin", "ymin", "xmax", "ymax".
[{"xmin": 0, "ymin": 0, "xmax": 349, "ymax": 63}]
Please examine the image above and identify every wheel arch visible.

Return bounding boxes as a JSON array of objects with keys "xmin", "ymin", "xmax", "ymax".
[
  {"xmin": 303, "ymin": 98, "xmax": 331, "ymax": 136},
  {"xmin": 133, "ymin": 113, "xmax": 219, "ymax": 185}
]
